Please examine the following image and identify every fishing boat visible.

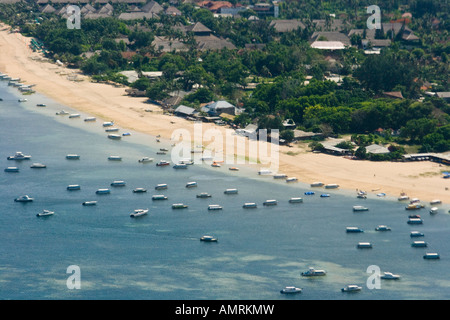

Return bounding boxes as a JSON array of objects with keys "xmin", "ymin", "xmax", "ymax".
[
  {"xmin": 407, "ymin": 218, "xmax": 423, "ymax": 224},
  {"xmin": 258, "ymin": 169, "xmax": 272, "ymax": 175},
  {"xmin": 375, "ymin": 225, "xmax": 391, "ymax": 231},
  {"xmin": 411, "ymin": 241, "xmax": 427, "ymax": 247},
  {"xmin": 4, "ymin": 167, "xmax": 19, "ymax": 172},
  {"xmin": 304, "ymin": 191, "xmax": 315, "ymax": 195},
  {"xmin": 196, "ymin": 193, "xmax": 212, "ymax": 198},
  {"xmin": 110, "ymin": 181, "xmax": 126, "ymax": 187},
  {"xmin": 289, "ymin": 197, "xmax": 303, "ymax": 203},
  {"xmin": 82, "ymin": 201, "xmax": 97, "ymax": 206},
  {"xmin": 310, "ymin": 182, "xmax": 324, "ymax": 187},
  {"xmin": 107, "ymin": 134, "xmax": 122, "ymax": 140},
  {"xmin": 133, "ymin": 188, "xmax": 147, "ymax": 193},
  {"xmin": 130, "ymin": 209, "xmax": 149, "ymax": 218},
  {"xmin": 208, "ymin": 205, "xmax": 223, "ymax": 211},
  {"xmin": 301, "ymin": 268, "xmax": 327, "ymax": 277},
  {"xmin": 380, "ymin": 272, "xmax": 401, "ymax": 280},
  {"xmin": 410, "ymin": 231, "xmax": 424, "ymax": 237},
  {"xmin": 286, "ymin": 177, "xmax": 298, "ymax": 183},
  {"xmin": 405, "ymin": 203, "xmax": 424, "ymax": 210},
  {"xmin": 105, "ymin": 128, "xmax": 119, "ymax": 132},
  {"xmin": 346, "ymin": 227, "xmax": 364, "ymax": 233},
  {"xmin": 229, "ymin": 167, "xmax": 239, "ymax": 171},
  {"xmin": 30, "ymin": 163, "xmax": 46, "ymax": 168},
  {"xmin": 155, "ymin": 184, "xmax": 168, "ymax": 190},
  {"xmin": 67, "ymin": 185, "xmax": 81, "ymax": 191},
  {"xmin": 156, "ymin": 160, "xmax": 170, "ymax": 166},
  {"xmin": 18, "ymin": 98, "xmax": 27, "ymax": 102},
  {"xmin": 430, "ymin": 199, "xmax": 441, "ymax": 205},
  {"xmin": 211, "ymin": 162, "xmax": 221, "ymax": 168},
  {"xmin": 263, "ymin": 199, "xmax": 277, "ymax": 206},
  {"xmin": 84, "ymin": 117, "xmax": 96, "ymax": 122},
  {"xmin": 200, "ymin": 235, "xmax": 218, "ymax": 242},
  {"xmin": 108, "ymin": 156, "xmax": 122, "ymax": 161},
  {"xmin": 325, "ymin": 184, "xmax": 339, "ymax": 189},
  {"xmin": 357, "ymin": 242, "xmax": 372, "ymax": 249},
  {"xmin": 66, "ymin": 154, "xmax": 80, "ymax": 160},
  {"xmin": 7, "ymin": 151, "xmax": 31, "ymax": 160},
  {"xmin": 103, "ymin": 121, "xmax": 114, "ymax": 127},
  {"xmin": 320, "ymin": 193, "xmax": 330, "ymax": 198},
  {"xmin": 173, "ymin": 163, "xmax": 188, "ymax": 169},
  {"xmin": 185, "ymin": 182, "xmax": 197, "ymax": 188},
  {"xmin": 172, "ymin": 203, "xmax": 188, "ymax": 209},
  {"xmin": 430, "ymin": 207, "xmax": 439, "ymax": 214},
  {"xmin": 96, "ymin": 189, "xmax": 110, "ymax": 194},
  {"xmin": 224, "ymin": 188, "xmax": 238, "ymax": 194},
  {"xmin": 56, "ymin": 110, "xmax": 69, "ymax": 115},
  {"xmin": 36, "ymin": 103, "xmax": 46, "ymax": 107},
  {"xmin": 36, "ymin": 210, "xmax": 54, "ymax": 217},
  {"xmin": 68, "ymin": 114, "xmax": 80, "ymax": 119},
  {"xmin": 152, "ymin": 195, "xmax": 168, "ymax": 200},
  {"xmin": 242, "ymin": 203, "xmax": 257, "ymax": 209},
  {"xmin": 423, "ymin": 253, "xmax": 440, "ymax": 259},
  {"xmin": 353, "ymin": 205, "xmax": 369, "ymax": 212},
  {"xmin": 273, "ymin": 174, "xmax": 287, "ymax": 179}
]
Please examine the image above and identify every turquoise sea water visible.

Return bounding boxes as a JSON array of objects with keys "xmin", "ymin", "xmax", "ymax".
[{"xmin": 0, "ymin": 80, "xmax": 449, "ymax": 300}]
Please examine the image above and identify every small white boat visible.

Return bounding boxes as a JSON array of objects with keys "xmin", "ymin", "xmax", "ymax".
[
  {"xmin": 263, "ymin": 199, "xmax": 277, "ymax": 206},
  {"xmin": 410, "ymin": 198, "xmax": 420, "ymax": 204},
  {"xmin": 224, "ymin": 188, "xmax": 238, "ymax": 194},
  {"xmin": 325, "ymin": 184, "xmax": 339, "ymax": 189},
  {"xmin": 56, "ymin": 110, "xmax": 69, "ymax": 115},
  {"xmin": 186, "ymin": 182, "xmax": 197, "ymax": 188},
  {"xmin": 310, "ymin": 182, "xmax": 324, "ymax": 187},
  {"xmin": 67, "ymin": 185, "xmax": 81, "ymax": 191},
  {"xmin": 301, "ymin": 268, "xmax": 327, "ymax": 277},
  {"xmin": 84, "ymin": 117, "xmax": 96, "ymax": 122},
  {"xmin": 280, "ymin": 286, "xmax": 302, "ymax": 294},
  {"xmin": 375, "ymin": 225, "xmax": 391, "ymax": 231},
  {"xmin": 320, "ymin": 193, "xmax": 330, "ymax": 198},
  {"xmin": 107, "ymin": 134, "xmax": 122, "ymax": 140},
  {"xmin": 411, "ymin": 241, "xmax": 427, "ymax": 247},
  {"xmin": 286, "ymin": 177, "xmax": 298, "ymax": 183},
  {"xmin": 353, "ymin": 205, "xmax": 369, "ymax": 212},
  {"xmin": 105, "ymin": 128, "xmax": 119, "ymax": 132},
  {"xmin": 289, "ymin": 197, "xmax": 303, "ymax": 203},
  {"xmin": 82, "ymin": 201, "xmax": 97, "ymax": 206},
  {"xmin": 96, "ymin": 188, "xmax": 110, "ymax": 194},
  {"xmin": 36, "ymin": 103, "xmax": 46, "ymax": 107},
  {"xmin": 37, "ymin": 209, "xmax": 54, "ymax": 217},
  {"xmin": 380, "ymin": 272, "xmax": 400, "ymax": 280},
  {"xmin": 398, "ymin": 195, "xmax": 410, "ymax": 201},
  {"xmin": 341, "ymin": 285, "xmax": 362, "ymax": 292},
  {"xmin": 156, "ymin": 160, "xmax": 170, "ymax": 166},
  {"xmin": 108, "ymin": 156, "xmax": 122, "ymax": 161},
  {"xmin": 69, "ymin": 114, "xmax": 80, "ymax": 118},
  {"xmin": 152, "ymin": 195, "xmax": 168, "ymax": 200},
  {"xmin": 357, "ymin": 194, "xmax": 367, "ymax": 199},
  {"xmin": 122, "ymin": 133, "xmax": 131, "ymax": 136},
  {"xmin": 110, "ymin": 181, "xmax": 126, "ymax": 187},
  {"xmin": 258, "ymin": 169, "xmax": 272, "ymax": 175},
  {"xmin": 133, "ymin": 188, "xmax": 147, "ymax": 193},
  {"xmin": 273, "ymin": 174, "xmax": 287, "ymax": 179},
  {"xmin": 103, "ymin": 121, "xmax": 114, "ymax": 127},
  {"xmin": 377, "ymin": 193, "xmax": 386, "ymax": 197},
  {"xmin": 211, "ymin": 162, "xmax": 221, "ymax": 168},
  {"xmin": 197, "ymin": 193, "xmax": 212, "ymax": 198},
  {"xmin": 410, "ymin": 231, "xmax": 424, "ymax": 238},
  {"xmin": 7, "ymin": 151, "xmax": 31, "ymax": 160},
  {"xmin": 173, "ymin": 163, "xmax": 188, "ymax": 169},
  {"xmin": 229, "ymin": 167, "xmax": 239, "ymax": 171},
  {"xmin": 130, "ymin": 209, "xmax": 149, "ymax": 217},
  {"xmin": 357, "ymin": 242, "xmax": 372, "ymax": 249},
  {"xmin": 30, "ymin": 163, "xmax": 46, "ymax": 168},
  {"xmin": 243, "ymin": 202, "xmax": 257, "ymax": 209},
  {"xmin": 66, "ymin": 154, "xmax": 80, "ymax": 160},
  {"xmin": 138, "ymin": 157, "xmax": 154, "ymax": 163},
  {"xmin": 430, "ymin": 199, "xmax": 441, "ymax": 205},
  {"xmin": 172, "ymin": 203, "xmax": 188, "ymax": 209},
  {"xmin": 423, "ymin": 253, "xmax": 440, "ymax": 259},
  {"xmin": 208, "ymin": 204, "xmax": 223, "ymax": 211},
  {"xmin": 14, "ymin": 195, "xmax": 34, "ymax": 202},
  {"xmin": 155, "ymin": 184, "xmax": 168, "ymax": 190},
  {"xmin": 200, "ymin": 235, "xmax": 218, "ymax": 242},
  {"xmin": 430, "ymin": 207, "xmax": 439, "ymax": 214},
  {"xmin": 4, "ymin": 167, "xmax": 19, "ymax": 172},
  {"xmin": 18, "ymin": 98, "xmax": 27, "ymax": 102}
]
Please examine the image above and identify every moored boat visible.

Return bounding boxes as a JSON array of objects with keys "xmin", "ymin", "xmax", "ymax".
[
  {"xmin": 407, "ymin": 218, "xmax": 423, "ymax": 224},
  {"xmin": 208, "ymin": 204, "xmax": 223, "ymax": 211},
  {"xmin": 410, "ymin": 231, "xmax": 424, "ymax": 237},
  {"xmin": 4, "ymin": 167, "xmax": 19, "ymax": 172},
  {"xmin": 82, "ymin": 201, "xmax": 97, "ymax": 206},
  {"xmin": 173, "ymin": 163, "xmax": 188, "ymax": 169},
  {"xmin": 84, "ymin": 117, "xmax": 96, "ymax": 122},
  {"xmin": 156, "ymin": 160, "xmax": 170, "ymax": 166},
  {"xmin": 346, "ymin": 227, "xmax": 364, "ymax": 233},
  {"xmin": 37, "ymin": 209, "xmax": 54, "ymax": 217},
  {"xmin": 96, "ymin": 188, "xmax": 110, "ymax": 194},
  {"xmin": 357, "ymin": 242, "xmax": 372, "ymax": 249},
  {"xmin": 200, "ymin": 235, "xmax": 218, "ymax": 242},
  {"xmin": 310, "ymin": 182, "xmax": 324, "ymax": 187},
  {"xmin": 411, "ymin": 241, "xmax": 427, "ymax": 247},
  {"xmin": 273, "ymin": 173, "xmax": 287, "ymax": 179},
  {"xmin": 375, "ymin": 225, "xmax": 391, "ymax": 231},
  {"xmin": 325, "ymin": 184, "xmax": 339, "ymax": 189},
  {"xmin": 341, "ymin": 285, "xmax": 362, "ymax": 292},
  {"xmin": 286, "ymin": 177, "xmax": 298, "ymax": 183},
  {"xmin": 301, "ymin": 268, "xmax": 327, "ymax": 277},
  {"xmin": 130, "ymin": 209, "xmax": 149, "ymax": 217},
  {"xmin": 430, "ymin": 207, "xmax": 439, "ymax": 214},
  {"xmin": 110, "ymin": 181, "xmax": 126, "ymax": 187},
  {"xmin": 405, "ymin": 203, "xmax": 424, "ymax": 210},
  {"xmin": 380, "ymin": 272, "xmax": 400, "ymax": 280},
  {"xmin": 197, "ymin": 193, "xmax": 212, "ymax": 198},
  {"xmin": 243, "ymin": 202, "xmax": 257, "ymax": 209},
  {"xmin": 353, "ymin": 205, "xmax": 369, "ymax": 212},
  {"xmin": 186, "ymin": 181, "xmax": 197, "ymax": 188},
  {"xmin": 30, "ymin": 163, "xmax": 46, "ymax": 168},
  {"xmin": 304, "ymin": 191, "xmax": 315, "ymax": 195},
  {"xmin": 7, "ymin": 151, "xmax": 31, "ymax": 160},
  {"xmin": 224, "ymin": 188, "xmax": 238, "ymax": 194},
  {"xmin": 138, "ymin": 157, "xmax": 154, "ymax": 163},
  {"xmin": 280, "ymin": 287, "xmax": 302, "ymax": 294},
  {"xmin": 107, "ymin": 134, "xmax": 122, "ymax": 140},
  {"xmin": 289, "ymin": 197, "xmax": 303, "ymax": 203},
  {"xmin": 133, "ymin": 188, "xmax": 147, "ymax": 193},
  {"xmin": 152, "ymin": 195, "xmax": 168, "ymax": 200},
  {"xmin": 66, "ymin": 154, "xmax": 80, "ymax": 160},
  {"xmin": 423, "ymin": 253, "xmax": 440, "ymax": 259},
  {"xmin": 67, "ymin": 185, "xmax": 81, "ymax": 190},
  {"xmin": 155, "ymin": 184, "xmax": 168, "ymax": 190},
  {"xmin": 108, "ymin": 156, "xmax": 122, "ymax": 161},
  {"xmin": 263, "ymin": 199, "xmax": 277, "ymax": 206},
  {"xmin": 68, "ymin": 114, "xmax": 80, "ymax": 118},
  {"xmin": 172, "ymin": 203, "xmax": 188, "ymax": 209},
  {"xmin": 14, "ymin": 195, "xmax": 34, "ymax": 202}
]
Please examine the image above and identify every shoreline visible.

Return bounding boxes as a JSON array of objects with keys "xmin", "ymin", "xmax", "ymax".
[{"xmin": 0, "ymin": 24, "xmax": 449, "ymax": 205}]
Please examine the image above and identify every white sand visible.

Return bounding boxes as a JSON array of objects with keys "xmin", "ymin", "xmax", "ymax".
[{"xmin": 1, "ymin": 24, "xmax": 448, "ymax": 204}]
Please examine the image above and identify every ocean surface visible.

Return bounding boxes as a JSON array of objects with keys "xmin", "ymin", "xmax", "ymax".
[{"xmin": 0, "ymin": 79, "xmax": 449, "ymax": 300}]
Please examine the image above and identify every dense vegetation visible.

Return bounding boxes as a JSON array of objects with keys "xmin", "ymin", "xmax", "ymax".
[{"xmin": 1, "ymin": 0, "xmax": 449, "ymax": 156}]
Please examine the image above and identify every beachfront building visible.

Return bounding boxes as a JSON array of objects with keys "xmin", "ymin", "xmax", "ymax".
[
  {"xmin": 365, "ymin": 144, "xmax": 390, "ymax": 155},
  {"xmin": 201, "ymin": 100, "xmax": 236, "ymax": 116},
  {"xmin": 174, "ymin": 105, "xmax": 199, "ymax": 119}
]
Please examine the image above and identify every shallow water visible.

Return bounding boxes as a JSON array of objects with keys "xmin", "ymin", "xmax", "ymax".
[{"xmin": 0, "ymin": 81, "xmax": 449, "ymax": 300}]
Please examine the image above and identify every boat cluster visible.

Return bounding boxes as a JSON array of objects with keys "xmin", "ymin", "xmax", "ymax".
[{"xmin": 0, "ymin": 73, "xmax": 35, "ymax": 94}]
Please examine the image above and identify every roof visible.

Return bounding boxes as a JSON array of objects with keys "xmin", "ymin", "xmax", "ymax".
[
  {"xmin": 366, "ymin": 144, "xmax": 390, "ymax": 154},
  {"xmin": 195, "ymin": 35, "xmax": 236, "ymax": 51},
  {"xmin": 383, "ymin": 91, "xmax": 404, "ymax": 99},
  {"xmin": 311, "ymin": 41, "xmax": 346, "ymax": 50},
  {"xmin": 269, "ymin": 19, "xmax": 305, "ymax": 33},
  {"xmin": 141, "ymin": 0, "xmax": 164, "ymax": 13},
  {"xmin": 153, "ymin": 36, "xmax": 188, "ymax": 52},
  {"xmin": 205, "ymin": 100, "xmax": 235, "ymax": 110},
  {"xmin": 118, "ymin": 12, "xmax": 159, "ymax": 20},
  {"xmin": 311, "ymin": 32, "xmax": 351, "ymax": 46},
  {"xmin": 186, "ymin": 22, "xmax": 212, "ymax": 34},
  {"xmin": 175, "ymin": 105, "xmax": 198, "ymax": 116},
  {"xmin": 312, "ymin": 19, "xmax": 348, "ymax": 31}
]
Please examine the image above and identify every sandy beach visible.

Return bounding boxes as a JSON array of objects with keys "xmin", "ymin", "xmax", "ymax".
[{"xmin": 1, "ymin": 24, "xmax": 449, "ymax": 204}]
